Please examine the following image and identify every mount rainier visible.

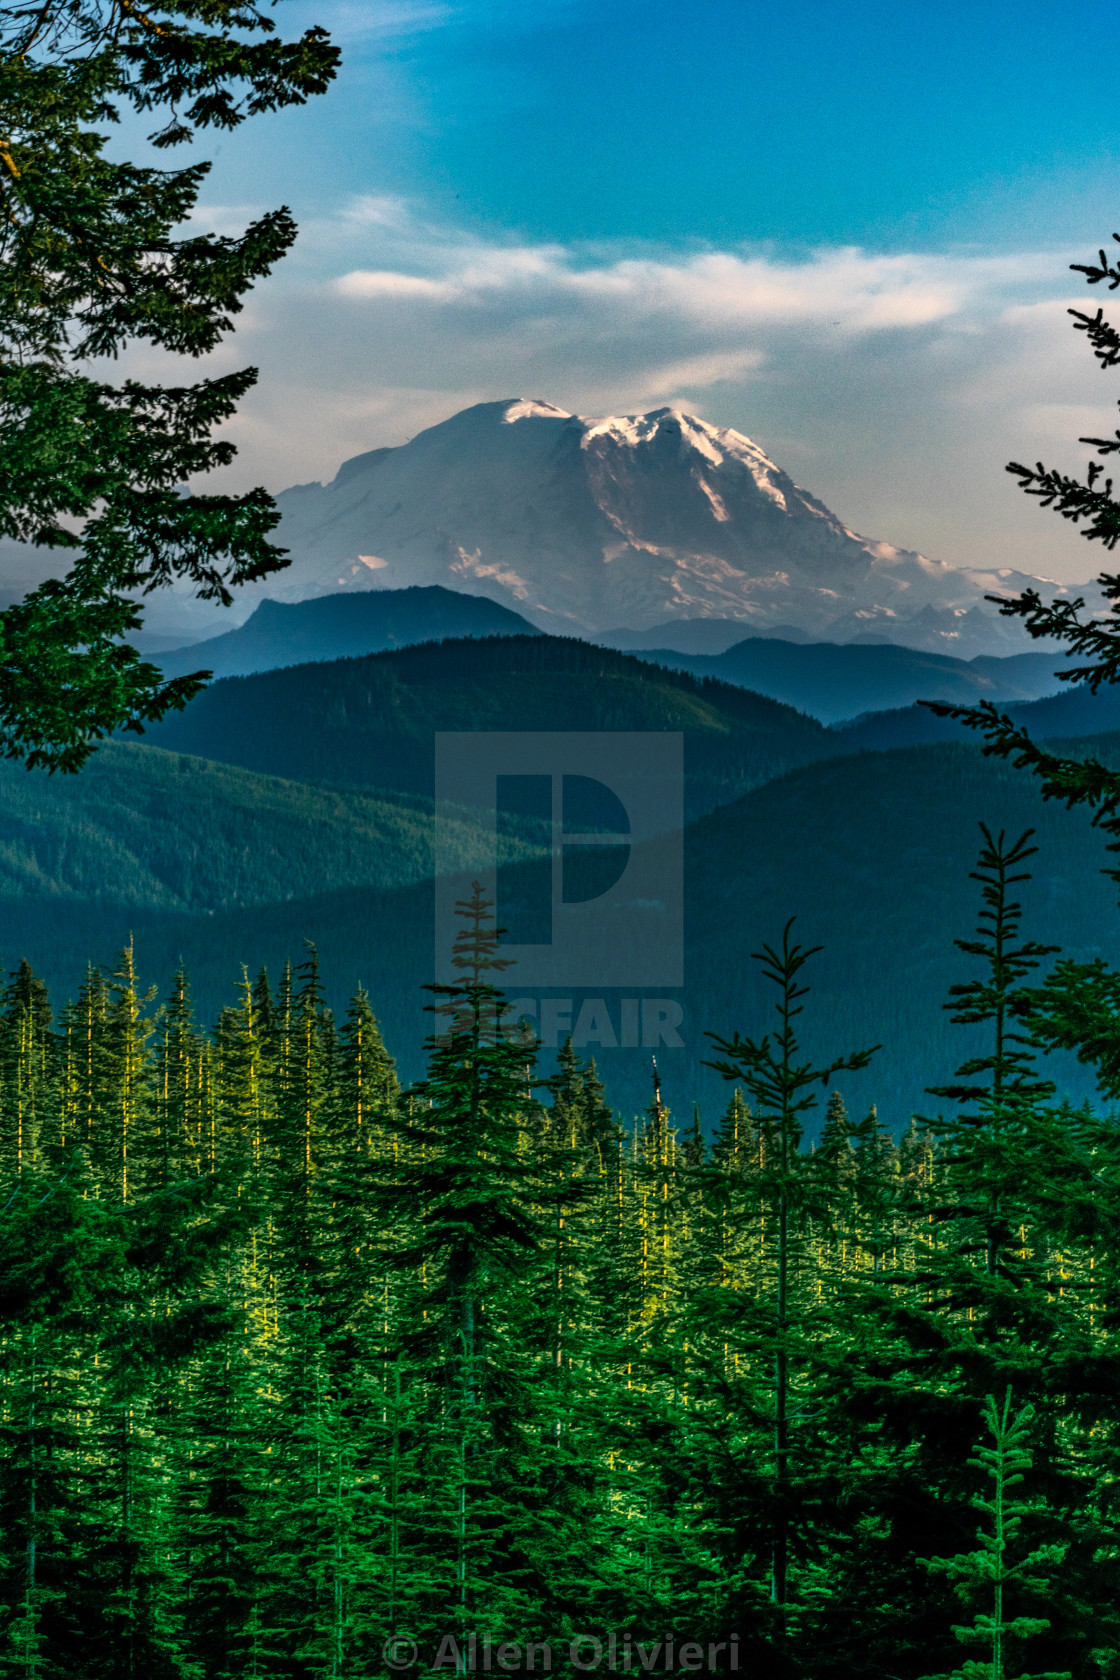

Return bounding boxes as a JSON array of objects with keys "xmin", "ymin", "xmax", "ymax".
[{"xmin": 240, "ymin": 398, "xmax": 1092, "ymax": 652}]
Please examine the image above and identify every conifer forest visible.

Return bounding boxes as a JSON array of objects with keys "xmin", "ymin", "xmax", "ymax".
[
  {"xmin": 2, "ymin": 818, "xmax": 1120, "ymax": 1680},
  {"xmin": 10, "ymin": 1, "xmax": 1120, "ymax": 1675}
]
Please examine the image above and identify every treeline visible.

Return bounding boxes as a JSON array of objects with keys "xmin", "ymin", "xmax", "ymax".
[{"xmin": 1, "ymin": 843, "xmax": 1120, "ymax": 1679}]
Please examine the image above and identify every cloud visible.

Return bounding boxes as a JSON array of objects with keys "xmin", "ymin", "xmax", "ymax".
[
  {"xmin": 335, "ymin": 270, "xmax": 455, "ymax": 300},
  {"xmin": 169, "ymin": 195, "xmax": 1115, "ymax": 582}
]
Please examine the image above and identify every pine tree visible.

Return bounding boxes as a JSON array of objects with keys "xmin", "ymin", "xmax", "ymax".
[
  {"xmin": 0, "ymin": 0, "xmax": 338, "ymax": 768},
  {"xmin": 374, "ymin": 885, "xmax": 556, "ymax": 1641},
  {"xmin": 318, "ymin": 986, "xmax": 398, "ymax": 1357},
  {"xmin": 922, "ymin": 827, "xmax": 1061, "ymax": 1287},
  {"xmin": 704, "ymin": 921, "xmax": 877, "ymax": 1615},
  {"xmin": 918, "ymin": 1392, "xmax": 1071, "ymax": 1680},
  {"xmin": 150, "ymin": 968, "xmax": 209, "ymax": 1189}
]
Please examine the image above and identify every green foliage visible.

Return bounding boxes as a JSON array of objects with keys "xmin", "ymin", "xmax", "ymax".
[
  {"xmin": 923, "ymin": 827, "xmax": 1060, "ymax": 1281},
  {"xmin": 8, "ymin": 725, "xmax": 1120, "ymax": 1124},
  {"xmin": 0, "ymin": 0, "xmax": 338, "ymax": 768},
  {"xmin": 924, "ymin": 228, "xmax": 1120, "ymax": 875},
  {"xmin": 137, "ymin": 632, "xmax": 839, "ymax": 817},
  {"xmin": 1, "ymin": 847, "xmax": 1120, "ymax": 1675},
  {"xmin": 703, "ymin": 926, "xmax": 877, "ymax": 1614},
  {"xmin": 0, "ymin": 739, "xmax": 539, "ymax": 909},
  {"xmin": 918, "ymin": 1392, "xmax": 1071, "ymax": 1680}
]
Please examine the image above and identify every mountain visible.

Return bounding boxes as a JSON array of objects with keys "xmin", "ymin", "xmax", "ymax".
[
  {"xmin": 228, "ymin": 398, "xmax": 1097, "ymax": 653},
  {"xmin": 0, "ymin": 740, "xmax": 538, "ymax": 911},
  {"xmin": 154, "ymin": 591, "xmax": 1067, "ymax": 722},
  {"xmin": 836, "ymin": 674, "xmax": 1120, "ymax": 752},
  {"xmin": 155, "ymin": 586, "xmax": 541, "ymax": 680},
  {"xmin": 135, "ymin": 634, "xmax": 841, "ymax": 821},
  {"xmin": 4, "ymin": 733, "xmax": 1116, "ymax": 1125},
  {"xmin": 602, "ymin": 619, "xmax": 814, "ymax": 654},
  {"xmin": 614, "ymin": 639, "xmax": 1066, "ymax": 724}
]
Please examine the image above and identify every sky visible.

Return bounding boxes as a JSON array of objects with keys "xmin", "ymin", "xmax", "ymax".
[{"xmin": 143, "ymin": 0, "xmax": 1120, "ymax": 583}]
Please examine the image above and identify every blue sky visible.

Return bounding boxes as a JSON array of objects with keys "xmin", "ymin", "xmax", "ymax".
[{"xmin": 154, "ymin": 0, "xmax": 1120, "ymax": 583}]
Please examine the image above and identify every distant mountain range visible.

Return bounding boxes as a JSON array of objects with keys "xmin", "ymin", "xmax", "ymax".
[
  {"xmin": 156, "ymin": 586, "xmax": 540, "ymax": 681},
  {"xmin": 837, "ymin": 677, "xmax": 1120, "ymax": 752},
  {"xmin": 220, "ymin": 398, "xmax": 1098, "ymax": 656},
  {"xmin": 0, "ymin": 617, "xmax": 1108, "ymax": 1118},
  {"xmin": 598, "ymin": 638, "xmax": 1067, "ymax": 725},
  {"xmin": 155, "ymin": 588, "xmax": 1069, "ymax": 725},
  {"xmin": 139, "ymin": 635, "xmax": 838, "ymax": 822},
  {"xmin": 0, "ymin": 398, "xmax": 1100, "ymax": 657}
]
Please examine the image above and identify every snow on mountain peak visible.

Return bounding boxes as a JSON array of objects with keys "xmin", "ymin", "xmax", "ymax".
[
  {"xmin": 499, "ymin": 398, "xmax": 573, "ymax": 423},
  {"xmin": 263, "ymin": 397, "xmax": 1098, "ymax": 648},
  {"xmin": 577, "ymin": 405, "xmax": 791, "ymax": 507}
]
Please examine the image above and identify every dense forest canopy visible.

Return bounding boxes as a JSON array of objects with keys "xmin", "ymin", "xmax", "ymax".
[{"xmin": 0, "ymin": 839, "xmax": 1116, "ymax": 1679}]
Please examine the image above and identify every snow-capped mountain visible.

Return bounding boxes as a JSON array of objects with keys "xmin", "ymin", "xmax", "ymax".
[{"xmin": 246, "ymin": 398, "xmax": 1092, "ymax": 650}]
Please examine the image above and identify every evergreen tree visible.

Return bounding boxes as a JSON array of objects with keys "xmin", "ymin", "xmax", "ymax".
[
  {"xmin": 918, "ymin": 1392, "xmax": 1071, "ymax": 1680},
  {"xmin": 922, "ymin": 827, "xmax": 1062, "ymax": 1286},
  {"xmin": 151, "ymin": 968, "xmax": 209, "ymax": 1189},
  {"xmin": 0, "ymin": 0, "xmax": 338, "ymax": 767},
  {"xmin": 0, "ymin": 959, "xmax": 55, "ymax": 1177},
  {"xmin": 374, "ymin": 886, "xmax": 553, "ymax": 1639},
  {"xmin": 703, "ymin": 921, "xmax": 877, "ymax": 1616}
]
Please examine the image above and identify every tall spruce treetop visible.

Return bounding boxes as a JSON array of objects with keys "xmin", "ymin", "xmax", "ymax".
[
  {"xmin": 703, "ymin": 922, "xmax": 877, "ymax": 1615},
  {"xmin": 0, "ymin": 0, "xmax": 337, "ymax": 769},
  {"xmin": 920, "ymin": 828, "xmax": 1071, "ymax": 1298},
  {"xmin": 925, "ymin": 234, "xmax": 1120, "ymax": 1100},
  {"xmin": 926, "ymin": 233, "xmax": 1120, "ymax": 857},
  {"xmin": 379, "ymin": 884, "xmax": 543, "ymax": 1387}
]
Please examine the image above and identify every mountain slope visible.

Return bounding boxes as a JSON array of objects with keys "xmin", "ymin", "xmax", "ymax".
[
  {"xmin": 236, "ymin": 398, "xmax": 1095, "ymax": 650},
  {"xmin": 0, "ymin": 741, "xmax": 532, "ymax": 911},
  {"xmin": 136, "ymin": 634, "xmax": 841, "ymax": 820},
  {"xmin": 6, "ymin": 733, "xmax": 1117, "ymax": 1125},
  {"xmin": 836, "ymin": 675, "xmax": 1120, "ymax": 751},
  {"xmin": 615, "ymin": 638, "xmax": 1066, "ymax": 724},
  {"xmin": 156, "ymin": 585, "xmax": 541, "ymax": 680}
]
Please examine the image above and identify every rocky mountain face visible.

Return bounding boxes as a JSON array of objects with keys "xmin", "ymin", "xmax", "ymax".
[{"xmin": 247, "ymin": 398, "xmax": 1095, "ymax": 653}]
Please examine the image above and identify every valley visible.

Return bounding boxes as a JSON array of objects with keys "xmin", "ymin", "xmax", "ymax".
[{"xmin": 0, "ymin": 624, "xmax": 1114, "ymax": 1123}]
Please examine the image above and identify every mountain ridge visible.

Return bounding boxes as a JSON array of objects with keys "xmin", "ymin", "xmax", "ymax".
[
  {"xmin": 612, "ymin": 637, "xmax": 1068, "ymax": 723},
  {"xmin": 135, "ymin": 632, "xmax": 840, "ymax": 820},
  {"xmin": 155, "ymin": 585, "xmax": 542, "ymax": 681},
  {"xmin": 4, "ymin": 732, "xmax": 1116, "ymax": 1123},
  {"xmin": 229, "ymin": 398, "xmax": 1099, "ymax": 654}
]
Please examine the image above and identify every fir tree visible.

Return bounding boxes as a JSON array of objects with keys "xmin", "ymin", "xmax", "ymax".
[
  {"xmin": 918, "ymin": 1392, "xmax": 1071, "ymax": 1680},
  {"xmin": 0, "ymin": 0, "xmax": 338, "ymax": 767},
  {"xmin": 923, "ymin": 827, "xmax": 1061, "ymax": 1285},
  {"xmin": 704, "ymin": 921, "xmax": 877, "ymax": 1614},
  {"xmin": 375, "ymin": 886, "xmax": 551, "ymax": 1639}
]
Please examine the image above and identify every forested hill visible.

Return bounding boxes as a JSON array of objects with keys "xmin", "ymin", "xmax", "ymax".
[
  {"xmin": 617, "ymin": 637, "xmax": 1064, "ymax": 723},
  {"xmin": 156, "ymin": 585, "xmax": 542, "ymax": 680},
  {"xmin": 137, "ymin": 634, "xmax": 839, "ymax": 819},
  {"xmin": 837, "ymin": 672, "xmax": 1120, "ymax": 751},
  {"xmin": 8, "ymin": 732, "xmax": 1119, "ymax": 1123},
  {"xmin": 0, "ymin": 742, "xmax": 544, "ymax": 911}
]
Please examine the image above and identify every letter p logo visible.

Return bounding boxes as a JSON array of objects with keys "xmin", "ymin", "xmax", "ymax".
[{"xmin": 435, "ymin": 733, "xmax": 683, "ymax": 987}]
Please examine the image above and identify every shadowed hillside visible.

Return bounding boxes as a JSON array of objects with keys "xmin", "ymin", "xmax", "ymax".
[
  {"xmin": 156, "ymin": 585, "xmax": 542, "ymax": 680},
  {"xmin": 6, "ymin": 732, "xmax": 1117, "ymax": 1124},
  {"xmin": 137, "ymin": 634, "xmax": 840, "ymax": 820}
]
